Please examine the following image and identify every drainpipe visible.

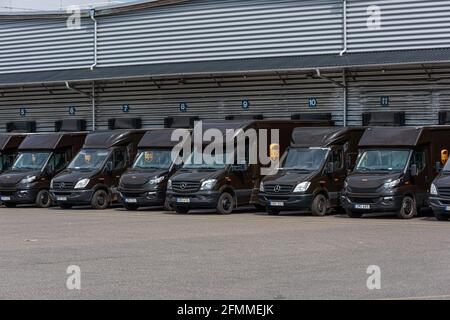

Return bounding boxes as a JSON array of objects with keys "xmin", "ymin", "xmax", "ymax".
[
  {"xmin": 339, "ymin": 0, "xmax": 347, "ymax": 56},
  {"xmin": 92, "ymin": 81, "xmax": 96, "ymax": 131},
  {"xmin": 90, "ymin": 9, "xmax": 97, "ymax": 70},
  {"xmin": 343, "ymin": 69, "xmax": 347, "ymax": 127}
]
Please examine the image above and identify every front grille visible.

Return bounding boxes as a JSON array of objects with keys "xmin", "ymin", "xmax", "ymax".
[
  {"xmin": 121, "ymin": 192, "xmax": 146, "ymax": 197},
  {"xmin": 0, "ymin": 183, "xmax": 16, "ymax": 190},
  {"xmin": 264, "ymin": 184, "xmax": 294, "ymax": 195},
  {"xmin": 52, "ymin": 182, "xmax": 75, "ymax": 190},
  {"xmin": 121, "ymin": 183, "xmax": 145, "ymax": 189},
  {"xmin": 172, "ymin": 181, "xmax": 200, "ymax": 193},
  {"xmin": 264, "ymin": 195, "xmax": 291, "ymax": 201},
  {"xmin": 349, "ymin": 197, "xmax": 379, "ymax": 204},
  {"xmin": 438, "ymin": 187, "xmax": 450, "ymax": 198},
  {"xmin": 0, "ymin": 190, "xmax": 16, "ymax": 195}
]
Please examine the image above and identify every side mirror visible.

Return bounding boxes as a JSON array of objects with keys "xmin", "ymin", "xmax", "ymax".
[
  {"xmin": 326, "ymin": 162, "xmax": 335, "ymax": 174},
  {"xmin": 410, "ymin": 164, "xmax": 418, "ymax": 177},
  {"xmin": 436, "ymin": 161, "xmax": 442, "ymax": 173},
  {"xmin": 106, "ymin": 161, "xmax": 113, "ymax": 174}
]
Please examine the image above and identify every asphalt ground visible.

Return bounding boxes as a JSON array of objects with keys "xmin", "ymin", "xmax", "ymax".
[{"xmin": 1, "ymin": 205, "xmax": 450, "ymax": 300}]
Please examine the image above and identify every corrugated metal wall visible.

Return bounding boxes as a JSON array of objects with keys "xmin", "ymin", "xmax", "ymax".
[
  {"xmin": 346, "ymin": 65, "xmax": 450, "ymax": 125},
  {"xmin": 347, "ymin": 0, "xmax": 450, "ymax": 52},
  {"xmin": 0, "ymin": 84, "xmax": 93, "ymax": 132},
  {"xmin": 97, "ymin": 0, "xmax": 343, "ymax": 66},
  {"xmin": 0, "ymin": 17, "xmax": 93, "ymax": 74}
]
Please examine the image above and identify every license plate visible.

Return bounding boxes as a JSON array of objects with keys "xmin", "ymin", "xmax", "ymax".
[
  {"xmin": 57, "ymin": 196, "xmax": 67, "ymax": 201},
  {"xmin": 445, "ymin": 206, "xmax": 450, "ymax": 212},
  {"xmin": 125, "ymin": 198, "xmax": 137, "ymax": 203},
  {"xmin": 176, "ymin": 198, "xmax": 190, "ymax": 203},
  {"xmin": 354, "ymin": 204, "xmax": 371, "ymax": 210},
  {"xmin": 1, "ymin": 196, "xmax": 10, "ymax": 201},
  {"xmin": 270, "ymin": 201, "xmax": 285, "ymax": 207}
]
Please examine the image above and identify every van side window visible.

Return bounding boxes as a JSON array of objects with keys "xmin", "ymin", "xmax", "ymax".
[
  {"xmin": 332, "ymin": 147, "xmax": 343, "ymax": 169},
  {"xmin": 48, "ymin": 149, "xmax": 70, "ymax": 172},
  {"xmin": 113, "ymin": 149, "xmax": 127, "ymax": 170},
  {"xmin": 411, "ymin": 151, "xmax": 426, "ymax": 171}
]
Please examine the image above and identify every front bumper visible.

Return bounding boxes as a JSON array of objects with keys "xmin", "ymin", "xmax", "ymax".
[
  {"xmin": 119, "ymin": 189, "xmax": 165, "ymax": 207},
  {"xmin": 429, "ymin": 196, "xmax": 450, "ymax": 215},
  {"xmin": 50, "ymin": 189, "xmax": 95, "ymax": 205},
  {"xmin": 258, "ymin": 193, "xmax": 314, "ymax": 210},
  {"xmin": 166, "ymin": 190, "xmax": 221, "ymax": 209},
  {"xmin": 0, "ymin": 188, "xmax": 39, "ymax": 204},
  {"xmin": 341, "ymin": 192, "xmax": 403, "ymax": 213}
]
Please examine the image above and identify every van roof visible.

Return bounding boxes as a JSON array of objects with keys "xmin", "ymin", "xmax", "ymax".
[
  {"xmin": 0, "ymin": 133, "xmax": 26, "ymax": 151},
  {"xmin": 291, "ymin": 127, "xmax": 363, "ymax": 147},
  {"xmin": 138, "ymin": 129, "xmax": 190, "ymax": 148},
  {"xmin": 19, "ymin": 132, "xmax": 86, "ymax": 150},
  {"xmin": 83, "ymin": 130, "xmax": 145, "ymax": 148},
  {"xmin": 358, "ymin": 127, "xmax": 422, "ymax": 147}
]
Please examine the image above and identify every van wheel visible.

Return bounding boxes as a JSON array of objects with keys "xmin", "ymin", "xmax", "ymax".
[
  {"xmin": 3, "ymin": 203, "xmax": 16, "ymax": 208},
  {"xmin": 175, "ymin": 207, "xmax": 189, "ymax": 214},
  {"xmin": 397, "ymin": 196, "xmax": 417, "ymax": 219},
  {"xmin": 91, "ymin": 190, "xmax": 110, "ymax": 210},
  {"xmin": 163, "ymin": 198, "xmax": 173, "ymax": 211},
  {"xmin": 36, "ymin": 190, "xmax": 52, "ymax": 208},
  {"xmin": 435, "ymin": 212, "xmax": 450, "ymax": 221},
  {"xmin": 346, "ymin": 209, "xmax": 363, "ymax": 218},
  {"xmin": 124, "ymin": 204, "xmax": 139, "ymax": 211},
  {"xmin": 311, "ymin": 194, "xmax": 328, "ymax": 216},
  {"xmin": 266, "ymin": 207, "xmax": 280, "ymax": 216},
  {"xmin": 217, "ymin": 192, "xmax": 234, "ymax": 215},
  {"xmin": 59, "ymin": 204, "xmax": 72, "ymax": 209}
]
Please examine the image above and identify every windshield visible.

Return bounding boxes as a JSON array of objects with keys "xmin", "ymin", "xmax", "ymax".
[
  {"xmin": 355, "ymin": 150, "xmax": 411, "ymax": 172},
  {"xmin": 183, "ymin": 150, "xmax": 233, "ymax": 169},
  {"xmin": 68, "ymin": 149, "xmax": 110, "ymax": 170},
  {"xmin": 12, "ymin": 152, "xmax": 50, "ymax": 170},
  {"xmin": 442, "ymin": 159, "xmax": 450, "ymax": 172},
  {"xmin": 281, "ymin": 148, "xmax": 329, "ymax": 172},
  {"xmin": 133, "ymin": 149, "xmax": 173, "ymax": 169}
]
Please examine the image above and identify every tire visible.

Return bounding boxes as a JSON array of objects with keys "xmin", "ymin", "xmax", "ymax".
[
  {"xmin": 266, "ymin": 207, "xmax": 280, "ymax": 216},
  {"xmin": 3, "ymin": 203, "xmax": 16, "ymax": 208},
  {"xmin": 216, "ymin": 192, "xmax": 234, "ymax": 215},
  {"xmin": 35, "ymin": 190, "xmax": 52, "ymax": 208},
  {"xmin": 59, "ymin": 204, "xmax": 72, "ymax": 209},
  {"xmin": 311, "ymin": 194, "xmax": 328, "ymax": 216},
  {"xmin": 124, "ymin": 204, "xmax": 139, "ymax": 211},
  {"xmin": 434, "ymin": 212, "xmax": 450, "ymax": 221},
  {"xmin": 91, "ymin": 190, "xmax": 110, "ymax": 210},
  {"xmin": 346, "ymin": 209, "xmax": 363, "ymax": 218},
  {"xmin": 163, "ymin": 198, "xmax": 173, "ymax": 211},
  {"xmin": 397, "ymin": 196, "xmax": 417, "ymax": 219},
  {"xmin": 175, "ymin": 207, "xmax": 189, "ymax": 214}
]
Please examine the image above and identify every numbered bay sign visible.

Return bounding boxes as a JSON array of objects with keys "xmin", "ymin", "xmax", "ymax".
[
  {"xmin": 179, "ymin": 102, "xmax": 188, "ymax": 112},
  {"xmin": 122, "ymin": 104, "xmax": 130, "ymax": 113},
  {"xmin": 20, "ymin": 108, "xmax": 27, "ymax": 117},
  {"xmin": 380, "ymin": 96, "xmax": 390, "ymax": 107},
  {"xmin": 241, "ymin": 100, "xmax": 250, "ymax": 110},
  {"xmin": 308, "ymin": 98, "xmax": 317, "ymax": 108},
  {"xmin": 69, "ymin": 106, "xmax": 76, "ymax": 115}
]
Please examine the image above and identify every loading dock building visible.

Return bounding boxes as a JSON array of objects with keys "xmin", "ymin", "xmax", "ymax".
[{"xmin": 1, "ymin": 0, "xmax": 450, "ymax": 131}]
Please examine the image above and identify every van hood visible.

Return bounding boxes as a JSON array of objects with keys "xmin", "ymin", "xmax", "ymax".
[
  {"xmin": 121, "ymin": 169, "xmax": 169, "ymax": 185},
  {"xmin": 53, "ymin": 169, "xmax": 98, "ymax": 183},
  {"xmin": 433, "ymin": 173, "xmax": 450, "ymax": 186},
  {"xmin": 171, "ymin": 169, "xmax": 225, "ymax": 182},
  {"xmin": 0, "ymin": 170, "xmax": 41, "ymax": 185},
  {"xmin": 263, "ymin": 171, "xmax": 316, "ymax": 185},
  {"xmin": 347, "ymin": 172, "xmax": 403, "ymax": 189}
]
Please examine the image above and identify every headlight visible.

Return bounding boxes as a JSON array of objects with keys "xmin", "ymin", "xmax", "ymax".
[
  {"xmin": 430, "ymin": 183, "xmax": 438, "ymax": 195},
  {"xmin": 167, "ymin": 179, "xmax": 173, "ymax": 190},
  {"xmin": 149, "ymin": 176, "xmax": 165, "ymax": 184},
  {"xmin": 383, "ymin": 179, "xmax": 401, "ymax": 189},
  {"xmin": 344, "ymin": 179, "xmax": 348, "ymax": 189},
  {"xmin": 293, "ymin": 181, "xmax": 310, "ymax": 193},
  {"xmin": 74, "ymin": 178, "xmax": 90, "ymax": 189},
  {"xmin": 200, "ymin": 179, "xmax": 217, "ymax": 191},
  {"xmin": 260, "ymin": 181, "xmax": 265, "ymax": 192},
  {"xmin": 20, "ymin": 176, "xmax": 36, "ymax": 184},
  {"xmin": 50, "ymin": 179, "xmax": 54, "ymax": 189}
]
